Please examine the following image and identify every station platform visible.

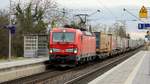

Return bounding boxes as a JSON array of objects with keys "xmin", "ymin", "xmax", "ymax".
[
  {"xmin": 0, "ymin": 57, "xmax": 48, "ymax": 69},
  {"xmin": 89, "ymin": 51, "xmax": 150, "ymax": 84},
  {"xmin": 0, "ymin": 57, "xmax": 49, "ymax": 83}
]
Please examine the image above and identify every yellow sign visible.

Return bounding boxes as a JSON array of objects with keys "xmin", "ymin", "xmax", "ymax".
[{"xmin": 139, "ymin": 6, "xmax": 148, "ymax": 18}]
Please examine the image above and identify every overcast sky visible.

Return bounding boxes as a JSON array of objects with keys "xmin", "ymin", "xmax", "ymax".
[
  {"xmin": 57, "ymin": 0, "xmax": 149, "ymax": 39},
  {"xmin": 1, "ymin": 0, "xmax": 149, "ymax": 39}
]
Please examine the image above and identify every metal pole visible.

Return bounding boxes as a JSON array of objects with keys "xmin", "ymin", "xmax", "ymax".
[
  {"xmin": 148, "ymin": 36, "xmax": 150, "ymax": 75},
  {"xmin": 9, "ymin": 29, "xmax": 11, "ymax": 61},
  {"xmin": 9, "ymin": 0, "xmax": 12, "ymax": 61}
]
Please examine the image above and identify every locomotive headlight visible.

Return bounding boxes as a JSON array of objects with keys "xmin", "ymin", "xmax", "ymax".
[
  {"xmin": 50, "ymin": 48, "xmax": 60, "ymax": 53},
  {"xmin": 52, "ymin": 48, "xmax": 60, "ymax": 52},
  {"xmin": 66, "ymin": 48, "xmax": 78, "ymax": 53},
  {"xmin": 73, "ymin": 48, "xmax": 78, "ymax": 54},
  {"xmin": 66, "ymin": 49, "xmax": 74, "ymax": 52},
  {"xmin": 49, "ymin": 49, "xmax": 53, "ymax": 53}
]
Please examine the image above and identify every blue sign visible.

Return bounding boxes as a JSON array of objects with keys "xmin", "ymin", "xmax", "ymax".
[
  {"xmin": 138, "ymin": 23, "xmax": 150, "ymax": 29},
  {"xmin": 4, "ymin": 25, "xmax": 16, "ymax": 34}
]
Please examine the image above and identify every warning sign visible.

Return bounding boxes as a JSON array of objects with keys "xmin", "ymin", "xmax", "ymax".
[{"xmin": 139, "ymin": 6, "xmax": 148, "ymax": 18}]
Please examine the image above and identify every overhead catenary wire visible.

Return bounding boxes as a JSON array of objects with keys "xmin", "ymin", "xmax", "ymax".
[
  {"xmin": 123, "ymin": 8, "xmax": 145, "ymax": 23},
  {"xmin": 96, "ymin": 0, "xmax": 117, "ymax": 20},
  {"xmin": 56, "ymin": 1, "xmax": 103, "ymax": 23}
]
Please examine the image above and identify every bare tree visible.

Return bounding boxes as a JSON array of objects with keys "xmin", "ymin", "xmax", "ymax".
[
  {"xmin": 108, "ymin": 21, "xmax": 127, "ymax": 38},
  {"xmin": 11, "ymin": 0, "xmax": 58, "ymax": 56},
  {"xmin": 0, "ymin": 10, "xmax": 9, "ymax": 57}
]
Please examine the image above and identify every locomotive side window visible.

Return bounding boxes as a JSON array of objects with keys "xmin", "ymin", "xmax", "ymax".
[{"xmin": 53, "ymin": 32, "xmax": 75, "ymax": 42}]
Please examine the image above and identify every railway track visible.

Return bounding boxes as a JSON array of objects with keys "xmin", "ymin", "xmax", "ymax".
[
  {"xmin": 3, "ymin": 48, "xmax": 142, "ymax": 84},
  {"xmin": 64, "ymin": 49, "xmax": 139, "ymax": 84}
]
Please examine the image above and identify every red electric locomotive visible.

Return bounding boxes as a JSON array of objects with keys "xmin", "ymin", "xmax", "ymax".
[{"xmin": 49, "ymin": 28, "xmax": 96, "ymax": 67}]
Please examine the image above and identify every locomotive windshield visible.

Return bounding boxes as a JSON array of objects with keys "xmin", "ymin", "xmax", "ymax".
[{"xmin": 53, "ymin": 32, "xmax": 75, "ymax": 42}]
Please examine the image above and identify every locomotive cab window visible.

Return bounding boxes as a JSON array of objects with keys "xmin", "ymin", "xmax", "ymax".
[{"xmin": 53, "ymin": 32, "xmax": 75, "ymax": 42}]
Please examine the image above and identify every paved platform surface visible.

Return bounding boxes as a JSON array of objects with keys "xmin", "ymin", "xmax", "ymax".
[
  {"xmin": 0, "ymin": 57, "xmax": 49, "ymax": 83},
  {"xmin": 0, "ymin": 57, "xmax": 48, "ymax": 69},
  {"xmin": 89, "ymin": 51, "xmax": 150, "ymax": 84}
]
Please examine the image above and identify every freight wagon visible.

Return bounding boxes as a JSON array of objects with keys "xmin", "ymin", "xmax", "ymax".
[
  {"xmin": 94, "ymin": 32, "xmax": 110, "ymax": 58},
  {"xmin": 94, "ymin": 32, "xmax": 142, "ymax": 57}
]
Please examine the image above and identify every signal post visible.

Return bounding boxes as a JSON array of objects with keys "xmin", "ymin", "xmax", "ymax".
[{"xmin": 138, "ymin": 6, "xmax": 150, "ymax": 50}]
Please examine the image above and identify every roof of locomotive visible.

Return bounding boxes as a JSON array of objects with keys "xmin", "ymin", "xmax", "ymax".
[
  {"xmin": 51, "ymin": 28, "xmax": 81, "ymax": 32},
  {"xmin": 51, "ymin": 28, "xmax": 95, "ymax": 36}
]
